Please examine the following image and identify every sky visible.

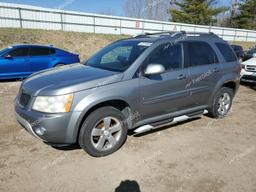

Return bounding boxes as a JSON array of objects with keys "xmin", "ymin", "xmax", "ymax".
[{"xmin": 0, "ymin": 0, "xmax": 231, "ymax": 16}]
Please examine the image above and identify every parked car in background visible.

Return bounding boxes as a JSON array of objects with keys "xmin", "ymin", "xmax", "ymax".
[
  {"xmin": 0, "ymin": 44, "xmax": 80, "ymax": 80},
  {"xmin": 15, "ymin": 31, "xmax": 240, "ymax": 157},
  {"xmin": 241, "ymin": 57, "xmax": 256, "ymax": 83},
  {"xmin": 243, "ymin": 47, "xmax": 256, "ymax": 61},
  {"xmin": 231, "ymin": 44, "xmax": 245, "ymax": 62}
]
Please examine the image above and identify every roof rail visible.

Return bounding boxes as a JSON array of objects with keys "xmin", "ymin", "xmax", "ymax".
[
  {"xmin": 185, "ymin": 32, "xmax": 218, "ymax": 37},
  {"xmin": 134, "ymin": 31, "xmax": 186, "ymax": 38},
  {"xmin": 134, "ymin": 31, "xmax": 218, "ymax": 38}
]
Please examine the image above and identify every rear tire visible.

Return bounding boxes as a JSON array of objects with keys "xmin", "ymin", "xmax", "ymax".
[
  {"xmin": 79, "ymin": 107, "xmax": 128, "ymax": 157},
  {"xmin": 208, "ymin": 87, "xmax": 234, "ymax": 118},
  {"xmin": 55, "ymin": 64, "xmax": 65, "ymax": 67}
]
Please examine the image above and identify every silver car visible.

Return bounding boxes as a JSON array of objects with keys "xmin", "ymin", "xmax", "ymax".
[{"xmin": 15, "ymin": 32, "xmax": 240, "ymax": 157}]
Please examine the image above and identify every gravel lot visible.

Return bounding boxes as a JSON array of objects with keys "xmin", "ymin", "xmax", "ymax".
[{"xmin": 0, "ymin": 81, "xmax": 256, "ymax": 192}]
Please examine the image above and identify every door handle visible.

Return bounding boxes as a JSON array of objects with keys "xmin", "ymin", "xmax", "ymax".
[{"xmin": 177, "ymin": 74, "xmax": 186, "ymax": 80}]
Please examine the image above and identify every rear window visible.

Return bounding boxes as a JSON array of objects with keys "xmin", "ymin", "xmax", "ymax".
[
  {"xmin": 184, "ymin": 41, "xmax": 218, "ymax": 67},
  {"xmin": 49, "ymin": 48, "xmax": 56, "ymax": 55},
  {"xmin": 216, "ymin": 43, "xmax": 237, "ymax": 62},
  {"xmin": 30, "ymin": 47, "xmax": 50, "ymax": 56}
]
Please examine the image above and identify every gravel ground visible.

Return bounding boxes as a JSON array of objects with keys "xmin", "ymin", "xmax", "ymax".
[{"xmin": 0, "ymin": 81, "xmax": 256, "ymax": 192}]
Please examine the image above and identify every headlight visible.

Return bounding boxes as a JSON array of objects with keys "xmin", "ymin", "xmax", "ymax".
[{"xmin": 32, "ymin": 94, "xmax": 73, "ymax": 113}]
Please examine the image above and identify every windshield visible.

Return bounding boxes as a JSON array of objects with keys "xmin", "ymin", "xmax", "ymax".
[
  {"xmin": 85, "ymin": 40, "xmax": 151, "ymax": 72},
  {"xmin": 0, "ymin": 48, "xmax": 10, "ymax": 56}
]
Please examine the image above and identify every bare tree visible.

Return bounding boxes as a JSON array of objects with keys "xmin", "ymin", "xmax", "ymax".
[
  {"xmin": 97, "ymin": 8, "xmax": 116, "ymax": 16},
  {"xmin": 124, "ymin": 0, "xmax": 146, "ymax": 18},
  {"xmin": 124, "ymin": 0, "xmax": 170, "ymax": 21}
]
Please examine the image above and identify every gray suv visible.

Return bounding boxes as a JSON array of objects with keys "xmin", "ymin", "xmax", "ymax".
[{"xmin": 15, "ymin": 32, "xmax": 240, "ymax": 157}]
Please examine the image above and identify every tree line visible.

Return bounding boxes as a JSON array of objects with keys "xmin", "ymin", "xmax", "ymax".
[{"xmin": 123, "ymin": 0, "xmax": 256, "ymax": 30}]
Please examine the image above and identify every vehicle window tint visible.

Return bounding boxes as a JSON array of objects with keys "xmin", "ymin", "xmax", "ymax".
[
  {"xmin": 184, "ymin": 41, "xmax": 218, "ymax": 67},
  {"xmin": 101, "ymin": 46, "xmax": 133, "ymax": 64},
  {"xmin": 8, "ymin": 48, "xmax": 29, "ymax": 57},
  {"xmin": 216, "ymin": 43, "xmax": 237, "ymax": 62},
  {"xmin": 49, "ymin": 48, "xmax": 56, "ymax": 55},
  {"xmin": 146, "ymin": 43, "xmax": 182, "ymax": 71},
  {"xmin": 86, "ymin": 40, "xmax": 149, "ymax": 72},
  {"xmin": 30, "ymin": 47, "xmax": 50, "ymax": 56}
]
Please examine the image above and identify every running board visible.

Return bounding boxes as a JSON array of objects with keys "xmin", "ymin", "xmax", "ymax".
[{"xmin": 134, "ymin": 110, "xmax": 208, "ymax": 134}]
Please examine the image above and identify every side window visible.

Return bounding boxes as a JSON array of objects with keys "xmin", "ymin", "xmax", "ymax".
[
  {"xmin": 8, "ymin": 48, "xmax": 29, "ymax": 57},
  {"xmin": 184, "ymin": 41, "xmax": 218, "ymax": 67},
  {"xmin": 215, "ymin": 43, "xmax": 237, "ymax": 62},
  {"xmin": 146, "ymin": 43, "xmax": 183, "ymax": 71},
  {"xmin": 30, "ymin": 47, "xmax": 50, "ymax": 56}
]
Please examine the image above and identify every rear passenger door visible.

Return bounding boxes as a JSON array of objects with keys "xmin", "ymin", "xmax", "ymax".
[
  {"xmin": 184, "ymin": 41, "xmax": 220, "ymax": 106},
  {"xmin": 29, "ymin": 47, "xmax": 55, "ymax": 72}
]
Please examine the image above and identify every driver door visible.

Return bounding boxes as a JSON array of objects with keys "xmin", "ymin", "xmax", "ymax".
[
  {"xmin": 0, "ymin": 47, "xmax": 30, "ymax": 78},
  {"xmin": 139, "ymin": 42, "xmax": 191, "ymax": 120}
]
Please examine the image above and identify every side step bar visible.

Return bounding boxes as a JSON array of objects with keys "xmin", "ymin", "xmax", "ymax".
[{"xmin": 134, "ymin": 110, "xmax": 208, "ymax": 134}]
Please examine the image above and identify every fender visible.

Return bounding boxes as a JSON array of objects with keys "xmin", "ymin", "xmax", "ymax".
[{"xmin": 209, "ymin": 72, "xmax": 239, "ymax": 105}]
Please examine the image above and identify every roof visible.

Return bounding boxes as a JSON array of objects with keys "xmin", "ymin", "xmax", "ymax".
[{"xmin": 11, "ymin": 44, "xmax": 54, "ymax": 48}]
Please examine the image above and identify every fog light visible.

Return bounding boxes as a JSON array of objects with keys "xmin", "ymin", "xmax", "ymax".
[{"xmin": 35, "ymin": 127, "xmax": 46, "ymax": 136}]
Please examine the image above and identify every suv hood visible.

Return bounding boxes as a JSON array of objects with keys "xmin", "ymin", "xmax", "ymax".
[
  {"xmin": 243, "ymin": 57, "xmax": 256, "ymax": 66},
  {"xmin": 22, "ymin": 64, "xmax": 123, "ymax": 96}
]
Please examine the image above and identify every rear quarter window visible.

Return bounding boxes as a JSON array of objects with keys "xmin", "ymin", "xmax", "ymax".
[{"xmin": 216, "ymin": 43, "xmax": 237, "ymax": 62}]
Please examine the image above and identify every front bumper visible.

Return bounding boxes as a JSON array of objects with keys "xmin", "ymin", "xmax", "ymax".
[
  {"xmin": 240, "ymin": 69, "xmax": 256, "ymax": 83},
  {"xmin": 15, "ymin": 100, "xmax": 81, "ymax": 144}
]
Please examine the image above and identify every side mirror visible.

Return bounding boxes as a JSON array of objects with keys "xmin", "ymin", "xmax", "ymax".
[
  {"xmin": 144, "ymin": 64, "xmax": 166, "ymax": 76},
  {"xmin": 4, "ymin": 54, "xmax": 12, "ymax": 59}
]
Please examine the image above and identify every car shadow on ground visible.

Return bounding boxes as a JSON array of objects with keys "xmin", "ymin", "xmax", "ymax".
[
  {"xmin": 0, "ymin": 79, "xmax": 23, "ymax": 83},
  {"xmin": 114, "ymin": 180, "xmax": 141, "ymax": 192},
  {"xmin": 240, "ymin": 82, "xmax": 256, "ymax": 91},
  {"xmin": 51, "ymin": 117, "xmax": 202, "ymax": 152},
  {"xmin": 49, "ymin": 143, "xmax": 81, "ymax": 151}
]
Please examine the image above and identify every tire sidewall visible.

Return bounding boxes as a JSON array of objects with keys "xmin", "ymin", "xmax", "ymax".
[
  {"xmin": 79, "ymin": 107, "xmax": 128, "ymax": 157},
  {"xmin": 212, "ymin": 87, "xmax": 234, "ymax": 118}
]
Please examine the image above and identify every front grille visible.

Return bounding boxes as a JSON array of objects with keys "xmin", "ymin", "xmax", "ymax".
[
  {"xmin": 246, "ymin": 65, "xmax": 256, "ymax": 72},
  {"xmin": 19, "ymin": 93, "xmax": 31, "ymax": 108}
]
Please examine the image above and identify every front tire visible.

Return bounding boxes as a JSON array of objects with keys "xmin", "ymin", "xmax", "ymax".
[
  {"xmin": 208, "ymin": 87, "xmax": 234, "ymax": 118},
  {"xmin": 79, "ymin": 107, "xmax": 128, "ymax": 157}
]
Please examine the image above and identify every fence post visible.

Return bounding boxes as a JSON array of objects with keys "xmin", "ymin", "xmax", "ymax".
[
  {"xmin": 120, "ymin": 19, "xmax": 122, "ymax": 35},
  {"xmin": 93, "ymin": 15, "xmax": 96, "ymax": 33},
  {"xmin": 18, "ymin": 8, "xmax": 22, "ymax": 29},
  {"xmin": 246, "ymin": 31, "xmax": 249, "ymax": 42},
  {"xmin": 60, "ymin": 12, "xmax": 64, "ymax": 31},
  {"xmin": 142, "ymin": 21, "xmax": 144, "ymax": 33},
  {"xmin": 234, "ymin": 29, "xmax": 237, "ymax": 41}
]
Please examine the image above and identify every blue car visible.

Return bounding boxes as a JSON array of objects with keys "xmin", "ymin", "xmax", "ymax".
[{"xmin": 0, "ymin": 44, "xmax": 80, "ymax": 79}]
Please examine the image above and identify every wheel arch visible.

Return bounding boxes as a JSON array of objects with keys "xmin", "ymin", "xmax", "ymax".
[{"xmin": 74, "ymin": 99, "xmax": 134, "ymax": 143}]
